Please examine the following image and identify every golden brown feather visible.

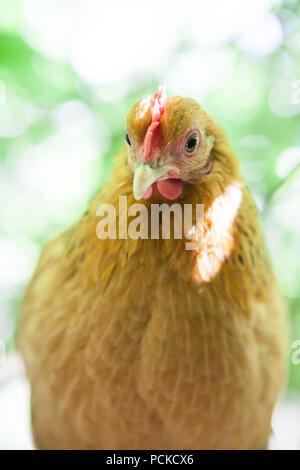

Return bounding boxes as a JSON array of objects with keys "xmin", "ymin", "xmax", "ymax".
[{"xmin": 18, "ymin": 94, "xmax": 287, "ymax": 449}]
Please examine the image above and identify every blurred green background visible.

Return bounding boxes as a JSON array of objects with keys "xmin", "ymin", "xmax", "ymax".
[{"xmin": 1, "ymin": 0, "xmax": 300, "ymax": 401}]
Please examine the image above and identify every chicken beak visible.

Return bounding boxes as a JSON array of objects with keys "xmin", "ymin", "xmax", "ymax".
[{"xmin": 133, "ymin": 163, "xmax": 170, "ymax": 200}]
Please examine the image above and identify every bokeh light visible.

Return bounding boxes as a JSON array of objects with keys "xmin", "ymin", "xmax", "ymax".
[{"xmin": 1, "ymin": 0, "xmax": 300, "ymax": 449}]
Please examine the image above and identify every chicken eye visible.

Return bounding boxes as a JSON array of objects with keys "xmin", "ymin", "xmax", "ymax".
[
  {"xmin": 125, "ymin": 133, "xmax": 131, "ymax": 146},
  {"xmin": 185, "ymin": 133, "xmax": 199, "ymax": 154}
]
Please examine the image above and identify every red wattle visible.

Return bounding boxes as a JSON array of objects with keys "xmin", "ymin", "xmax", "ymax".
[{"xmin": 156, "ymin": 179, "xmax": 183, "ymax": 200}]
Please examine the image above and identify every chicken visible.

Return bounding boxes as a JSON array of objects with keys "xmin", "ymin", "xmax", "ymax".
[{"xmin": 18, "ymin": 86, "xmax": 287, "ymax": 450}]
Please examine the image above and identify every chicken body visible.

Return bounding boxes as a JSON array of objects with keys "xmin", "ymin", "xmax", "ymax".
[{"xmin": 18, "ymin": 93, "xmax": 287, "ymax": 449}]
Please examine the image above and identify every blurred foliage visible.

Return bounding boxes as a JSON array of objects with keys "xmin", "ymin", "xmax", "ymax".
[{"xmin": 0, "ymin": 0, "xmax": 300, "ymax": 393}]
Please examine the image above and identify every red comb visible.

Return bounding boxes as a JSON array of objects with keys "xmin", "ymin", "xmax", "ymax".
[
  {"xmin": 150, "ymin": 85, "xmax": 167, "ymax": 123},
  {"xmin": 140, "ymin": 86, "xmax": 166, "ymax": 163}
]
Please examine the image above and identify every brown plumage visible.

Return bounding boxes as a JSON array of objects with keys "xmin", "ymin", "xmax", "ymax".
[{"xmin": 18, "ymin": 91, "xmax": 287, "ymax": 449}]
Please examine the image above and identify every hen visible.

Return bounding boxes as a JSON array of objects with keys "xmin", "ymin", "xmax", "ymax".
[{"xmin": 18, "ymin": 87, "xmax": 287, "ymax": 449}]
